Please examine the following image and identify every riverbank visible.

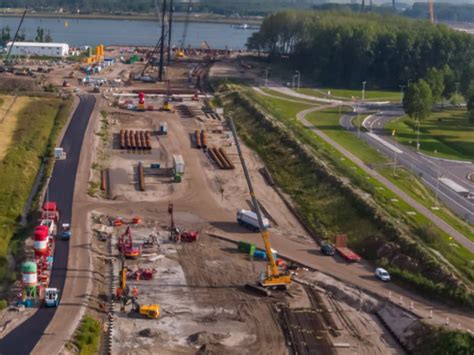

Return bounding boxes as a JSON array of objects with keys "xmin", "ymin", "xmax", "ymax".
[{"xmin": 0, "ymin": 11, "xmax": 263, "ymax": 25}]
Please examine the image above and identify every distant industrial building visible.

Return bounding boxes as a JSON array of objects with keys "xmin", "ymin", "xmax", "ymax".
[{"xmin": 6, "ymin": 42, "xmax": 69, "ymax": 57}]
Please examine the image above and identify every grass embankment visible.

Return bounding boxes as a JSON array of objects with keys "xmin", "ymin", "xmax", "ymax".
[
  {"xmin": 215, "ymin": 83, "xmax": 473, "ymax": 307},
  {"xmin": 73, "ymin": 315, "xmax": 101, "ymax": 355},
  {"xmin": 411, "ymin": 325, "xmax": 474, "ymax": 355},
  {"xmin": 0, "ymin": 96, "xmax": 72, "ymax": 281},
  {"xmin": 258, "ymin": 91, "xmax": 474, "ymax": 280},
  {"xmin": 297, "ymin": 87, "xmax": 401, "ymax": 102},
  {"xmin": 385, "ymin": 109, "xmax": 474, "ymax": 161}
]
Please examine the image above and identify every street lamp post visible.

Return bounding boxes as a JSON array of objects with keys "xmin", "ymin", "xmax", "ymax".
[
  {"xmin": 356, "ymin": 105, "xmax": 361, "ymax": 138},
  {"xmin": 435, "ymin": 163, "xmax": 440, "ymax": 208},
  {"xmin": 393, "ymin": 131, "xmax": 398, "ymax": 176},
  {"xmin": 295, "ymin": 70, "xmax": 300, "ymax": 91},
  {"xmin": 399, "ymin": 85, "xmax": 405, "ymax": 104},
  {"xmin": 292, "ymin": 75, "xmax": 296, "ymax": 89},
  {"xmin": 416, "ymin": 117, "xmax": 421, "ymax": 151},
  {"xmin": 362, "ymin": 81, "xmax": 367, "ymax": 103}
]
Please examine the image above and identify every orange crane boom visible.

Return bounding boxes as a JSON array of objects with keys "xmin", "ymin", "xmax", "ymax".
[
  {"xmin": 428, "ymin": 0, "xmax": 435, "ymax": 23},
  {"xmin": 228, "ymin": 117, "xmax": 291, "ymax": 290}
]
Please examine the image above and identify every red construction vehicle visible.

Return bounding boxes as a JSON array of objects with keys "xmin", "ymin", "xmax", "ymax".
[
  {"xmin": 168, "ymin": 203, "xmax": 199, "ymax": 243},
  {"xmin": 114, "ymin": 216, "xmax": 142, "ymax": 227},
  {"xmin": 335, "ymin": 234, "xmax": 361, "ymax": 262},
  {"xmin": 128, "ymin": 267, "xmax": 157, "ymax": 281},
  {"xmin": 118, "ymin": 226, "xmax": 141, "ymax": 259}
]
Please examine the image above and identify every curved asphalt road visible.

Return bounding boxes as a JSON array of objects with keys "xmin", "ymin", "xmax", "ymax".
[
  {"xmin": 340, "ymin": 107, "xmax": 474, "ymax": 226},
  {"xmin": 0, "ymin": 95, "xmax": 96, "ymax": 355}
]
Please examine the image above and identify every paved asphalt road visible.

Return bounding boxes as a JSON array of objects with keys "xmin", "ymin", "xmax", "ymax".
[
  {"xmin": 340, "ymin": 106, "xmax": 474, "ymax": 226},
  {"xmin": 0, "ymin": 95, "xmax": 96, "ymax": 355}
]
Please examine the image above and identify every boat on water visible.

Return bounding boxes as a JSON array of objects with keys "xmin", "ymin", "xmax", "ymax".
[{"xmin": 234, "ymin": 23, "xmax": 260, "ymax": 30}]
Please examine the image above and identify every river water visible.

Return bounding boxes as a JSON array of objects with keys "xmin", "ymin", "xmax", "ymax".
[{"xmin": 0, "ymin": 16, "xmax": 257, "ymax": 49}]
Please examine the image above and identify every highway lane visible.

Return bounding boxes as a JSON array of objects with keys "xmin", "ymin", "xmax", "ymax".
[
  {"xmin": 0, "ymin": 95, "xmax": 96, "ymax": 355},
  {"xmin": 342, "ymin": 108, "xmax": 474, "ymax": 225}
]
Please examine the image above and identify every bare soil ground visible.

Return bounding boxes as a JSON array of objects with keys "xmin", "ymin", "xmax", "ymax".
[{"xmin": 110, "ymin": 222, "xmax": 288, "ymax": 355}]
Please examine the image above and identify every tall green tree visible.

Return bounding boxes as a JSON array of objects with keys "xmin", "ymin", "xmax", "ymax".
[
  {"xmin": 35, "ymin": 27, "xmax": 44, "ymax": 42},
  {"xmin": 0, "ymin": 26, "xmax": 10, "ymax": 47},
  {"xmin": 442, "ymin": 65, "xmax": 457, "ymax": 101},
  {"xmin": 425, "ymin": 67, "xmax": 444, "ymax": 104},
  {"xmin": 402, "ymin": 79, "xmax": 433, "ymax": 121}
]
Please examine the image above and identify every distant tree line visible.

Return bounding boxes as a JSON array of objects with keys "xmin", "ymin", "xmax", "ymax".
[
  {"xmin": 248, "ymin": 11, "xmax": 474, "ymax": 88},
  {"xmin": 248, "ymin": 10, "xmax": 474, "ymax": 122},
  {"xmin": 0, "ymin": 0, "xmax": 320, "ymax": 16},
  {"xmin": 405, "ymin": 2, "xmax": 474, "ymax": 23}
]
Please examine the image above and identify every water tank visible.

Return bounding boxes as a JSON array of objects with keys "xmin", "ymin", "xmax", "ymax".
[
  {"xmin": 34, "ymin": 226, "xmax": 48, "ymax": 255},
  {"xmin": 21, "ymin": 261, "xmax": 38, "ymax": 287}
]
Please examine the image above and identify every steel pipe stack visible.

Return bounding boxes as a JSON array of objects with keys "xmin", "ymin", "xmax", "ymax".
[
  {"xmin": 200, "ymin": 130, "xmax": 207, "ymax": 149},
  {"xmin": 138, "ymin": 162, "xmax": 145, "ymax": 191},
  {"xmin": 195, "ymin": 130, "xmax": 201, "ymax": 148}
]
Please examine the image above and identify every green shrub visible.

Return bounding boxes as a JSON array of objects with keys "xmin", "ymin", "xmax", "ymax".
[
  {"xmin": 0, "ymin": 299, "xmax": 8, "ymax": 310},
  {"xmin": 74, "ymin": 315, "xmax": 101, "ymax": 355}
]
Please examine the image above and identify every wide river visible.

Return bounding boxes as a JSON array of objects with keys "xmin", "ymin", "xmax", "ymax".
[{"xmin": 0, "ymin": 16, "xmax": 257, "ymax": 49}]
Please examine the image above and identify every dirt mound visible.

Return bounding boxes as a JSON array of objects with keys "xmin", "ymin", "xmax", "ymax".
[
  {"xmin": 137, "ymin": 328, "xmax": 159, "ymax": 338},
  {"xmin": 188, "ymin": 331, "xmax": 230, "ymax": 346}
]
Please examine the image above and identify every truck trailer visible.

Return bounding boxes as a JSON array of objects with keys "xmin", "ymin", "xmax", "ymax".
[{"xmin": 237, "ymin": 209, "xmax": 270, "ymax": 232}]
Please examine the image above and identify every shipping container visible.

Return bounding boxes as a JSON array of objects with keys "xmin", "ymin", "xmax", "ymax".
[{"xmin": 173, "ymin": 154, "xmax": 185, "ymax": 174}]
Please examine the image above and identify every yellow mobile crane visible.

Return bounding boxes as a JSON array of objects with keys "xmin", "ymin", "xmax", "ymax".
[{"xmin": 229, "ymin": 118, "xmax": 291, "ymax": 294}]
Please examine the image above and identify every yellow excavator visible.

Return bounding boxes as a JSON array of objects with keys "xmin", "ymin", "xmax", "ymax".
[{"xmin": 229, "ymin": 118, "xmax": 292, "ymax": 295}]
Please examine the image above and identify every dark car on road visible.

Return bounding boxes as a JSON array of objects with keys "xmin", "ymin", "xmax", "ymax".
[{"xmin": 321, "ymin": 242, "xmax": 335, "ymax": 256}]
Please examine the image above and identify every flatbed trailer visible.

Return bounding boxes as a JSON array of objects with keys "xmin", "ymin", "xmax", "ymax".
[
  {"xmin": 336, "ymin": 247, "xmax": 361, "ymax": 262},
  {"xmin": 335, "ymin": 234, "xmax": 361, "ymax": 262}
]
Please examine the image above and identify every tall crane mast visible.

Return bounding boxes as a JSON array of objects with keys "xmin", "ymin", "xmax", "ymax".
[
  {"xmin": 428, "ymin": 0, "xmax": 435, "ymax": 23},
  {"xmin": 4, "ymin": 6, "xmax": 28, "ymax": 66},
  {"xmin": 228, "ymin": 117, "xmax": 291, "ymax": 292}
]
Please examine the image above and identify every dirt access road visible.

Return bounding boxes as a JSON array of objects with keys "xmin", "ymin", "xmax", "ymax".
[{"xmin": 13, "ymin": 60, "xmax": 472, "ymax": 354}]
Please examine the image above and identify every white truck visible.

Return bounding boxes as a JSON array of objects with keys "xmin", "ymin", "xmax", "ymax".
[
  {"xmin": 237, "ymin": 209, "xmax": 270, "ymax": 232},
  {"xmin": 173, "ymin": 154, "xmax": 185, "ymax": 174},
  {"xmin": 44, "ymin": 288, "xmax": 59, "ymax": 307}
]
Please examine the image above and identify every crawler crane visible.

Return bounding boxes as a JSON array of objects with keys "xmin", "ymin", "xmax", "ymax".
[{"xmin": 228, "ymin": 118, "xmax": 291, "ymax": 295}]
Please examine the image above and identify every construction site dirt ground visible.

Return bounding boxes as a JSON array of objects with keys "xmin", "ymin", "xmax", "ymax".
[
  {"xmin": 84, "ymin": 211, "xmax": 404, "ymax": 354},
  {"xmin": 74, "ymin": 83, "xmax": 406, "ymax": 353}
]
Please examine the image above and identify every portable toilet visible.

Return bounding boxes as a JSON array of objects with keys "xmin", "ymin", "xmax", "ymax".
[{"xmin": 159, "ymin": 122, "xmax": 168, "ymax": 135}]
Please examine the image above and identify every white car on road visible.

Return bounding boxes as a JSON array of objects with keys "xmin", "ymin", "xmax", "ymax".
[{"xmin": 375, "ymin": 268, "xmax": 391, "ymax": 282}]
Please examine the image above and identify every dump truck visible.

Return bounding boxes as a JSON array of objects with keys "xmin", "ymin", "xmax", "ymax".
[{"xmin": 237, "ymin": 209, "xmax": 269, "ymax": 232}]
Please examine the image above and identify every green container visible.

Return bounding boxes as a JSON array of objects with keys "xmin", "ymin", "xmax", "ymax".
[
  {"xmin": 249, "ymin": 244, "xmax": 256, "ymax": 256},
  {"xmin": 21, "ymin": 261, "xmax": 37, "ymax": 273},
  {"xmin": 238, "ymin": 241, "xmax": 250, "ymax": 252},
  {"xmin": 238, "ymin": 241, "xmax": 256, "ymax": 254}
]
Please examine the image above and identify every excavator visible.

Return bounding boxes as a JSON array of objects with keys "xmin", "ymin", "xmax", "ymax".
[
  {"xmin": 115, "ymin": 256, "xmax": 160, "ymax": 319},
  {"xmin": 228, "ymin": 118, "xmax": 291, "ymax": 295}
]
